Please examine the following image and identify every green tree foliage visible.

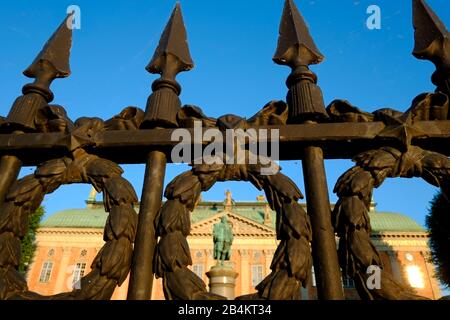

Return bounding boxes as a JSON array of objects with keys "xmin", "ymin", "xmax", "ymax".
[
  {"xmin": 426, "ymin": 192, "xmax": 450, "ymax": 287},
  {"xmin": 19, "ymin": 206, "xmax": 45, "ymax": 275}
]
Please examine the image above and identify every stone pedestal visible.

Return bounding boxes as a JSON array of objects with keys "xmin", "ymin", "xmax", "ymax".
[{"xmin": 206, "ymin": 264, "xmax": 239, "ymax": 300}]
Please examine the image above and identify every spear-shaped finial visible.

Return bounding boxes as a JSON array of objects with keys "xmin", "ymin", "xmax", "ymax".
[
  {"xmin": 146, "ymin": 3, "xmax": 194, "ymax": 76},
  {"xmin": 273, "ymin": 0, "xmax": 328, "ymax": 123},
  {"xmin": 141, "ymin": 3, "xmax": 194, "ymax": 129},
  {"xmin": 273, "ymin": 0, "xmax": 324, "ymax": 67},
  {"xmin": 412, "ymin": 0, "xmax": 450, "ymax": 95},
  {"xmin": 23, "ymin": 13, "xmax": 73, "ymax": 79},
  {"xmin": 5, "ymin": 13, "xmax": 73, "ymax": 132}
]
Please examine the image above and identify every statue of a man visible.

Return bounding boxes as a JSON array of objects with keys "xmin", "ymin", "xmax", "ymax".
[{"xmin": 213, "ymin": 215, "xmax": 234, "ymax": 265}]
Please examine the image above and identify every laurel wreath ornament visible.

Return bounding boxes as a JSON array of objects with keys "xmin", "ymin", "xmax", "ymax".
[
  {"xmin": 333, "ymin": 145, "xmax": 450, "ymax": 300},
  {"xmin": 154, "ymin": 159, "xmax": 313, "ymax": 300},
  {"xmin": 0, "ymin": 148, "xmax": 138, "ymax": 300}
]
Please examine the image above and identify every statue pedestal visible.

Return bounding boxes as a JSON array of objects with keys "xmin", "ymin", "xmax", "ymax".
[{"xmin": 206, "ymin": 264, "xmax": 239, "ymax": 300}]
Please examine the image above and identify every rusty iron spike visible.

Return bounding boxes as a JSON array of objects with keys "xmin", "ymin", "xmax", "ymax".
[
  {"xmin": 23, "ymin": 13, "xmax": 74, "ymax": 79},
  {"xmin": 146, "ymin": 3, "xmax": 194, "ymax": 75},
  {"xmin": 412, "ymin": 0, "xmax": 448, "ymax": 60},
  {"xmin": 273, "ymin": 0, "xmax": 324, "ymax": 67},
  {"xmin": 412, "ymin": 0, "xmax": 450, "ymax": 95}
]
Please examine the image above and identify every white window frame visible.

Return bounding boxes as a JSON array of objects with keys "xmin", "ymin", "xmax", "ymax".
[
  {"xmin": 251, "ymin": 264, "xmax": 264, "ymax": 287},
  {"xmin": 72, "ymin": 262, "xmax": 87, "ymax": 288},
  {"xmin": 193, "ymin": 264, "xmax": 204, "ymax": 280},
  {"xmin": 39, "ymin": 261, "xmax": 53, "ymax": 283},
  {"xmin": 311, "ymin": 266, "xmax": 316, "ymax": 287}
]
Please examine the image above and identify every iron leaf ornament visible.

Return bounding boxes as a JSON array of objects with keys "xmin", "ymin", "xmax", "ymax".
[
  {"xmin": 155, "ymin": 160, "xmax": 312, "ymax": 300},
  {"xmin": 0, "ymin": 149, "xmax": 139, "ymax": 300}
]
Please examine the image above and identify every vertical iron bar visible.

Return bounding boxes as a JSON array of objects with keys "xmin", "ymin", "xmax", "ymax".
[
  {"xmin": 273, "ymin": 0, "xmax": 344, "ymax": 299},
  {"xmin": 127, "ymin": 3, "xmax": 193, "ymax": 299},
  {"xmin": 127, "ymin": 150, "xmax": 167, "ymax": 300},
  {"xmin": 302, "ymin": 146, "xmax": 344, "ymax": 299}
]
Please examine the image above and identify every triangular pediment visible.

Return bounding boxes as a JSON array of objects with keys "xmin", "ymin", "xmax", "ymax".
[{"xmin": 190, "ymin": 210, "xmax": 275, "ymax": 238}]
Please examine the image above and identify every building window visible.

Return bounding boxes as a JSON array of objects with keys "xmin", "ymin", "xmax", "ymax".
[
  {"xmin": 72, "ymin": 262, "xmax": 87, "ymax": 288},
  {"xmin": 405, "ymin": 253, "xmax": 414, "ymax": 262},
  {"xmin": 252, "ymin": 265, "xmax": 264, "ymax": 287},
  {"xmin": 253, "ymin": 251, "xmax": 261, "ymax": 260},
  {"xmin": 406, "ymin": 265, "xmax": 425, "ymax": 289},
  {"xmin": 342, "ymin": 276, "xmax": 355, "ymax": 288},
  {"xmin": 311, "ymin": 267, "xmax": 316, "ymax": 287},
  {"xmin": 193, "ymin": 264, "xmax": 204, "ymax": 280},
  {"xmin": 39, "ymin": 261, "xmax": 53, "ymax": 283}
]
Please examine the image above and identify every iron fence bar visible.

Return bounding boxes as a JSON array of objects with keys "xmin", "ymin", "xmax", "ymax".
[
  {"xmin": 2, "ymin": 121, "xmax": 450, "ymax": 165},
  {"xmin": 127, "ymin": 3, "xmax": 194, "ymax": 300},
  {"xmin": 274, "ymin": 0, "xmax": 344, "ymax": 299}
]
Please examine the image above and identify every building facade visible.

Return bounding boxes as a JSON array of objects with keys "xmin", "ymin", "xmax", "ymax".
[{"xmin": 26, "ymin": 190, "xmax": 441, "ymax": 300}]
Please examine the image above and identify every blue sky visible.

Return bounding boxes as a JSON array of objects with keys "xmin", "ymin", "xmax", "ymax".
[{"xmin": 0, "ymin": 0, "xmax": 449, "ymax": 230}]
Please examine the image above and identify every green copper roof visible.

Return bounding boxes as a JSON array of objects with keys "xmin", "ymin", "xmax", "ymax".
[
  {"xmin": 41, "ymin": 208, "xmax": 108, "ymax": 228},
  {"xmin": 369, "ymin": 212, "xmax": 424, "ymax": 232},
  {"xmin": 41, "ymin": 202, "xmax": 425, "ymax": 233}
]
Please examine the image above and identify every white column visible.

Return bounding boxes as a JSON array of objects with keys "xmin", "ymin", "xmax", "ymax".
[
  {"xmin": 206, "ymin": 249, "xmax": 215, "ymax": 271},
  {"xmin": 53, "ymin": 247, "xmax": 72, "ymax": 294},
  {"xmin": 387, "ymin": 250, "xmax": 403, "ymax": 283},
  {"xmin": 239, "ymin": 249, "xmax": 250, "ymax": 295}
]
